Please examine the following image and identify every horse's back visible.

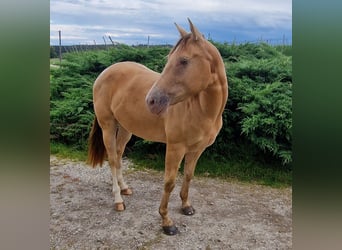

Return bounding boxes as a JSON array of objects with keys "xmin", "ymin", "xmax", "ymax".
[
  {"xmin": 93, "ymin": 61, "xmax": 158, "ymax": 104},
  {"xmin": 94, "ymin": 62, "xmax": 157, "ymax": 90}
]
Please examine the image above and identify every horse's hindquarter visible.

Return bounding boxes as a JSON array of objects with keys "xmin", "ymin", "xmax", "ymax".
[{"xmin": 93, "ymin": 62, "xmax": 167, "ymax": 142}]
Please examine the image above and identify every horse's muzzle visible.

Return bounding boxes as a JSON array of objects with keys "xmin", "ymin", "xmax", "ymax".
[{"xmin": 145, "ymin": 87, "xmax": 170, "ymax": 115}]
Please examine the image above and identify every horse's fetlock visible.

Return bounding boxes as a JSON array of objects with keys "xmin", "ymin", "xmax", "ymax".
[
  {"xmin": 180, "ymin": 191, "xmax": 188, "ymax": 200},
  {"xmin": 159, "ymin": 206, "xmax": 167, "ymax": 217}
]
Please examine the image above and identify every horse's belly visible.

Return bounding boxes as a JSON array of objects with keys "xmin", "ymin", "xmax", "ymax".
[{"xmin": 124, "ymin": 121, "xmax": 166, "ymax": 143}]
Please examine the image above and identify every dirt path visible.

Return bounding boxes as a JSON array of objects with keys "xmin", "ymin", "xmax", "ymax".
[{"xmin": 50, "ymin": 156, "xmax": 292, "ymax": 249}]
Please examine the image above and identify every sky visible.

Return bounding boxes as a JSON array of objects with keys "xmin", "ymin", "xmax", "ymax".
[{"xmin": 50, "ymin": 0, "xmax": 292, "ymax": 46}]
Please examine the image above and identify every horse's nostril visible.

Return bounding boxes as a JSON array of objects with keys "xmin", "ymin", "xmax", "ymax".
[{"xmin": 149, "ymin": 99, "xmax": 155, "ymax": 105}]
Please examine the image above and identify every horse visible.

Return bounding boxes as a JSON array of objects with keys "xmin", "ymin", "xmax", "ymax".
[{"xmin": 87, "ymin": 18, "xmax": 228, "ymax": 235}]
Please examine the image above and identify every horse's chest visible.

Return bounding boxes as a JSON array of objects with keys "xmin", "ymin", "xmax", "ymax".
[
  {"xmin": 165, "ymin": 107, "xmax": 222, "ymax": 150},
  {"xmin": 184, "ymin": 120, "xmax": 220, "ymax": 151}
]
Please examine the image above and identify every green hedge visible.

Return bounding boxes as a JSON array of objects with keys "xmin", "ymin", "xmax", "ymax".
[{"xmin": 50, "ymin": 42, "xmax": 292, "ymax": 167}]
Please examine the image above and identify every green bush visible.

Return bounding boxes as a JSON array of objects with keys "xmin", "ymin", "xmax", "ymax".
[
  {"xmin": 208, "ymin": 43, "xmax": 292, "ymax": 166},
  {"xmin": 50, "ymin": 70, "xmax": 94, "ymax": 148},
  {"xmin": 50, "ymin": 46, "xmax": 57, "ymax": 58},
  {"xmin": 238, "ymin": 82, "xmax": 292, "ymax": 165},
  {"xmin": 50, "ymin": 42, "xmax": 292, "ymax": 167}
]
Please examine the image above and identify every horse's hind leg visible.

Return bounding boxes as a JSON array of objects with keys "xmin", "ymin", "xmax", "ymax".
[
  {"xmin": 180, "ymin": 149, "xmax": 204, "ymax": 216},
  {"xmin": 115, "ymin": 125, "xmax": 133, "ymax": 196},
  {"xmin": 100, "ymin": 119, "xmax": 126, "ymax": 211}
]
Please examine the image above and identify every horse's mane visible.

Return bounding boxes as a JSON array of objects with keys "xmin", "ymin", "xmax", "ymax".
[{"xmin": 168, "ymin": 34, "xmax": 192, "ymax": 56}]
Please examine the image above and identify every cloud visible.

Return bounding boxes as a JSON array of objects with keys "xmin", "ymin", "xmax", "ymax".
[{"xmin": 50, "ymin": 0, "xmax": 292, "ymax": 45}]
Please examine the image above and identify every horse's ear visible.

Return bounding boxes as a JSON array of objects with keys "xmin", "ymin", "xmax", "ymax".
[
  {"xmin": 174, "ymin": 23, "xmax": 188, "ymax": 38},
  {"xmin": 188, "ymin": 18, "xmax": 203, "ymax": 41}
]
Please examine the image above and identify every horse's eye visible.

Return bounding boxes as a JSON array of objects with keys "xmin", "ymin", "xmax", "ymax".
[{"xmin": 179, "ymin": 57, "xmax": 188, "ymax": 66}]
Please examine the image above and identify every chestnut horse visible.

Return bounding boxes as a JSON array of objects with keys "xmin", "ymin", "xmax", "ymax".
[{"xmin": 88, "ymin": 19, "xmax": 228, "ymax": 235}]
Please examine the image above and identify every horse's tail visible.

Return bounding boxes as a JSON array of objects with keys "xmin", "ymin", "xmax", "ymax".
[{"xmin": 87, "ymin": 116, "xmax": 106, "ymax": 167}]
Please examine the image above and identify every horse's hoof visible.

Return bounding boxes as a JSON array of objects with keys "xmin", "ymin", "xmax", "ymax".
[
  {"xmin": 182, "ymin": 206, "xmax": 195, "ymax": 216},
  {"xmin": 114, "ymin": 202, "xmax": 126, "ymax": 211},
  {"xmin": 162, "ymin": 225, "xmax": 179, "ymax": 236},
  {"xmin": 121, "ymin": 188, "xmax": 133, "ymax": 195}
]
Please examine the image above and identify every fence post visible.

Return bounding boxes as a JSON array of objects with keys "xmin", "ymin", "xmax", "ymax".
[
  {"xmin": 103, "ymin": 36, "xmax": 108, "ymax": 50},
  {"xmin": 108, "ymin": 36, "xmax": 115, "ymax": 46},
  {"xmin": 58, "ymin": 30, "xmax": 62, "ymax": 64}
]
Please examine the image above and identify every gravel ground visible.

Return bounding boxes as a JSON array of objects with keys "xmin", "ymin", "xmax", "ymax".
[{"xmin": 50, "ymin": 155, "xmax": 292, "ymax": 249}]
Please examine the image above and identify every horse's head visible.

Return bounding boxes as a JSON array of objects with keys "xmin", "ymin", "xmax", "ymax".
[{"xmin": 146, "ymin": 19, "xmax": 217, "ymax": 115}]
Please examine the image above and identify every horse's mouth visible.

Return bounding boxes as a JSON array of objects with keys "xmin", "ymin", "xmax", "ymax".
[{"xmin": 152, "ymin": 104, "xmax": 169, "ymax": 115}]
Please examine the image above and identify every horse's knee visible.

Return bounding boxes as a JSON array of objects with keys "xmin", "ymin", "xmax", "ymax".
[{"xmin": 164, "ymin": 179, "xmax": 175, "ymax": 193}]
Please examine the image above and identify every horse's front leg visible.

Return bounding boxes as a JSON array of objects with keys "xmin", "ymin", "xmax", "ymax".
[
  {"xmin": 159, "ymin": 144, "xmax": 185, "ymax": 235},
  {"xmin": 180, "ymin": 150, "xmax": 204, "ymax": 215}
]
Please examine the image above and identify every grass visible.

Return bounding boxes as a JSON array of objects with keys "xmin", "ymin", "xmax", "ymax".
[
  {"xmin": 50, "ymin": 142, "xmax": 87, "ymax": 162},
  {"xmin": 50, "ymin": 142, "xmax": 292, "ymax": 188},
  {"xmin": 50, "ymin": 58, "xmax": 69, "ymax": 70},
  {"xmin": 127, "ymin": 150, "xmax": 292, "ymax": 188},
  {"xmin": 50, "ymin": 58, "xmax": 61, "ymax": 65}
]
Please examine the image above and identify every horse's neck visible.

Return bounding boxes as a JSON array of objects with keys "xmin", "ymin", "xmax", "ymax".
[{"xmin": 197, "ymin": 61, "xmax": 228, "ymax": 121}]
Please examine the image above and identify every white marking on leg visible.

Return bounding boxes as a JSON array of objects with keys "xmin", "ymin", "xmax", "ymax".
[
  {"xmin": 110, "ymin": 167, "xmax": 123, "ymax": 203},
  {"xmin": 117, "ymin": 167, "xmax": 129, "ymax": 190}
]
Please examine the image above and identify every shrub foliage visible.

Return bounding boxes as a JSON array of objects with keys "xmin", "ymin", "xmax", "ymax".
[{"xmin": 50, "ymin": 42, "xmax": 292, "ymax": 167}]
